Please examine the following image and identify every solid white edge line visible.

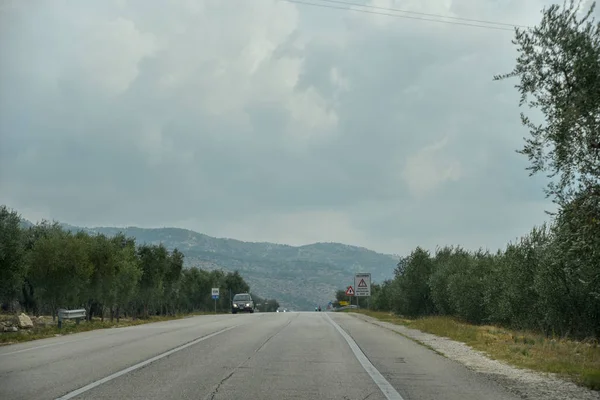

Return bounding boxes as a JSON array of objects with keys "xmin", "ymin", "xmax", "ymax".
[
  {"xmin": 54, "ymin": 325, "xmax": 237, "ymax": 400},
  {"xmin": 325, "ymin": 313, "xmax": 404, "ymax": 400},
  {"xmin": 0, "ymin": 340, "xmax": 83, "ymax": 356},
  {"xmin": 1, "ymin": 316, "xmax": 231, "ymax": 357}
]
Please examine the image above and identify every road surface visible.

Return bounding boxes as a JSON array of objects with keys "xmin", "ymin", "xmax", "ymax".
[{"xmin": 0, "ymin": 312, "xmax": 521, "ymax": 400}]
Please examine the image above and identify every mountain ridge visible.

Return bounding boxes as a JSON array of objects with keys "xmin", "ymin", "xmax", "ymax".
[
  {"xmin": 62, "ymin": 223, "xmax": 393, "ymax": 255},
  {"xmin": 25, "ymin": 220, "xmax": 399, "ymax": 310}
]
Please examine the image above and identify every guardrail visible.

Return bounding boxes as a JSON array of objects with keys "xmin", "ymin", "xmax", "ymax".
[{"xmin": 57, "ymin": 308, "xmax": 86, "ymax": 329}]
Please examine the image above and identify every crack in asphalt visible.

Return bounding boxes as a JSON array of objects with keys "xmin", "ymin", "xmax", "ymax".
[{"xmin": 204, "ymin": 314, "xmax": 298, "ymax": 400}]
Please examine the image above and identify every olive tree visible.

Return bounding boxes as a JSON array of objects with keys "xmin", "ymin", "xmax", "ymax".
[{"xmin": 495, "ymin": 0, "xmax": 599, "ymax": 210}]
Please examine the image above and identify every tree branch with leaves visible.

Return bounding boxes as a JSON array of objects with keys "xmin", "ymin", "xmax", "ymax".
[{"xmin": 494, "ymin": 0, "xmax": 600, "ymax": 210}]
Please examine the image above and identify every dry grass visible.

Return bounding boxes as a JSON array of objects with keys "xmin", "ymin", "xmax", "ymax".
[
  {"xmin": 0, "ymin": 311, "xmax": 221, "ymax": 345},
  {"xmin": 349, "ymin": 310, "xmax": 600, "ymax": 391}
]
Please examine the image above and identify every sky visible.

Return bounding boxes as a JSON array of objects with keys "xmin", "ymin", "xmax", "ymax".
[{"xmin": 2, "ymin": 0, "xmax": 592, "ymax": 255}]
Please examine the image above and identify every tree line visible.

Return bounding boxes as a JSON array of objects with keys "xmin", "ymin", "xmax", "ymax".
[
  {"xmin": 0, "ymin": 210, "xmax": 279, "ymax": 321},
  {"xmin": 341, "ymin": 1, "xmax": 600, "ymax": 339},
  {"xmin": 251, "ymin": 294, "xmax": 280, "ymax": 313},
  {"xmin": 367, "ymin": 217, "xmax": 598, "ymax": 338}
]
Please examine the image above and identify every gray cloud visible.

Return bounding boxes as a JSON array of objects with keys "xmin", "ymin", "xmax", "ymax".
[{"xmin": 0, "ymin": 0, "xmax": 563, "ymax": 254}]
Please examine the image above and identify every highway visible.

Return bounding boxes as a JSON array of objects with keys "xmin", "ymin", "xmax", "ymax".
[{"xmin": 0, "ymin": 312, "xmax": 521, "ymax": 400}]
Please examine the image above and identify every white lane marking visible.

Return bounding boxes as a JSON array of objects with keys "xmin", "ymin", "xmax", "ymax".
[
  {"xmin": 0, "ymin": 336, "xmax": 100, "ymax": 357},
  {"xmin": 55, "ymin": 326, "xmax": 237, "ymax": 400},
  {"xmin": 1, "ymin": 315, "xmax": 237, "ymax": 357},
  {"xmin": 325, "ymin": 314, "xmax": 405, "ymax": 400},
  {"xmin": 0, "ymin": 324, "xmax": 181, "ymax": 357}
]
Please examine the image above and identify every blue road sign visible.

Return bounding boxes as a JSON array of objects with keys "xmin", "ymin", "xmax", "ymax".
[{"xmin": 212, "ymin": 295, "xmax": 219, "ymax": 300}]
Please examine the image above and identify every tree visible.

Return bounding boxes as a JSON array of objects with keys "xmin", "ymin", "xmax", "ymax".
[
  {"xmin": 493, "ymin": 0, "xmax": 600, "ymax": 337},
  {"xmin": 27, "ymin": 230, "xmax": 93, "ymax": 319},
  {"xmin": 0, "ymin": 207, "xmax": 270, "ymax": 320},
  {"xmin": 163, "ymin": 249, "xmax": 184, "ymax": 316},
  {"xmin": 137, "ymin": 244, "xmax": 169, "ymax": 318},
  {"xmin": 251, "ymin": 293, "xmax": 280, "ymax": 312},
  {"xmin": 494, "ymin": 0, "xmax": 600, "ymax": 210},
  {"xmin": 20, "ymin": 220, "xmax": 63, "ymax": 313},
  {"xmin": 371, "ymin": 280, "xmax": 394, "ymax": 311},
  {"xmin": 538, "ymin": 198, "xmax": 600, "ymax": 336},
  {"xmin": 224, "ymin": 271, "xmax": 250, "ymax": 298},
  {"xmin": 428, "ymin": 246, "xmax": 471, "ymax": 316},
  {"xmin": 445, "ymin": 250, "xmax": 493, "ymax": 323},
  {"xmin": 85, "ymin": 233, "xmax": 119, "ymax": 321},
  {"xmin": 0, "ymin": 206, "xmax": 25, "ymax": 309},
  {"xmin": 113, "ymin": 244, "xmax": 142, "ymax": 322},
  {"xmin": 393, "ymin": 247, "xmax": 437, "ymax": 316}
]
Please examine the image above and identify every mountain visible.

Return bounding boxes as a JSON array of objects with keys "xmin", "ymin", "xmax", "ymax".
[
  {"xmin": 19, "ymin": 219, "xmax": 34, "ymax": 229},
  {"xmin": 57, "ymin": 224, "xmax": 398, "ymax": 310}
]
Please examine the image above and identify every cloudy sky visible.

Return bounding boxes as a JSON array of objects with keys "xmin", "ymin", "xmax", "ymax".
[{"xmin": 2, "ymin": 0, "xmax": 590, "ymax": 254}]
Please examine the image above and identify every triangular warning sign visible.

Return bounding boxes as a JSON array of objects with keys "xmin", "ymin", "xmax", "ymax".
[
  {"xmin": 345, "ymin": 286, "xmax": 355, "ymax": 296},
  {"xmin": 358, "ymin": 278, "xmax": 367, "ymax": 288}
]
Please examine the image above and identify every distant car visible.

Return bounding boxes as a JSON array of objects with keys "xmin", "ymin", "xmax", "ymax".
[{"xmin": 232, "ymin": 293, "xmax": 254, "ymax": 314}]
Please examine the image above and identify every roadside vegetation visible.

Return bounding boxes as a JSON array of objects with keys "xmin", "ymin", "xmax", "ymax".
[
  {"xmin": 333, "ymin": 0, "xmax": 600, "ymax": 390},
  {"xmin": 0, "ymin": 207, "xmax": 280, "ymax": 343}
]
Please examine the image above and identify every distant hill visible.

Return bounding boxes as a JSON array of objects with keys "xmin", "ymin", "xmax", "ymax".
[
  {"xmin": 51, "ymin": 224, "xmax": 398, "ymax": 310},
  {"xmin": 19, "ymin": 219, "xmax": 34, "ymax": 229}
]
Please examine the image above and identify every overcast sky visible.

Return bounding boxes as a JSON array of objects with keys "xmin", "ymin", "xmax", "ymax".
[{"xmin": 3, "ymin": 0, "xmax": 591, "ymax": 254}]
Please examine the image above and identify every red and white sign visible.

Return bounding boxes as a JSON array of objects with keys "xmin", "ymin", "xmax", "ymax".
[{"xmin": 345, "ymin": 286, "xmax": 355, "ymax": 296}]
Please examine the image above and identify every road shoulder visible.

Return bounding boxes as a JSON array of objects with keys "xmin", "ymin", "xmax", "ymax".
[{"xmin": 347, "ymin": 312, "xmax": 600, "ymax": 400}]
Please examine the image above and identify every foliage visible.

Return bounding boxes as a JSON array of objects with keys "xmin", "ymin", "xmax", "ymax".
[
  {"xmin": 0, "ymin": 206, "xmax": 25, "ymax": 307},
  {"xmin": 251, "ymin": 293, "xmax": 280, "ymax": 312},
  {"xmin": 362, "ymin": 217, "xmax": 598, "ymax": 338},
  {"xmin": 494, "ymin": 0, "xmax": 600, "ymax": 210},
  {"xmin": 370, "ymin": 280, "xmax": 395, "ymax": 311},
  {"xmin": 392, "ymin": 248, "xmax": 436, "ymax": 317},
  {"xmin": 0, "ymin": 207, "xmax": 275, "ymax": 319},
  {"xmin": 341, "ymin": 0, "xmax": 600, "ymax": 341},
  {"xmin": 59, "ymin": 224, "xmax": 398, "ymax": 310}
]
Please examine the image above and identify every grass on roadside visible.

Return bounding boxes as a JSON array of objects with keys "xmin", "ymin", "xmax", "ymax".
[
  {"xmin": 0, "ymin": 312, "xmax": 223, "ymax": 345},
  {"xmin": 348, "ymin": 309, "xmax": 600, "ymax": 391}
]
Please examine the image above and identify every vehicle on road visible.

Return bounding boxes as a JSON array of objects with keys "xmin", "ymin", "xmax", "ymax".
[{"xmin": 232, "ymin": 293, "xmax": 254, "ymax": 314}]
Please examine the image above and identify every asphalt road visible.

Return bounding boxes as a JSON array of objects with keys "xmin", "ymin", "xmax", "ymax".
[{"xmin": 0, "ymin": 312, "xmax": 522, "ymax": 400}]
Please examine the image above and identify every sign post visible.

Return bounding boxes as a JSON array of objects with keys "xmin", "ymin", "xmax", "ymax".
[
  {"xmin": 345, "ymin": 286, "xmax": 355, "ymax": 308},
  {"xmin": 354, "ymin": 273, "xmax": 371, "ymax": 308},
  {"xmin": 211, "ymin": 288, "xmax": 219, "ymax": 313}
]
